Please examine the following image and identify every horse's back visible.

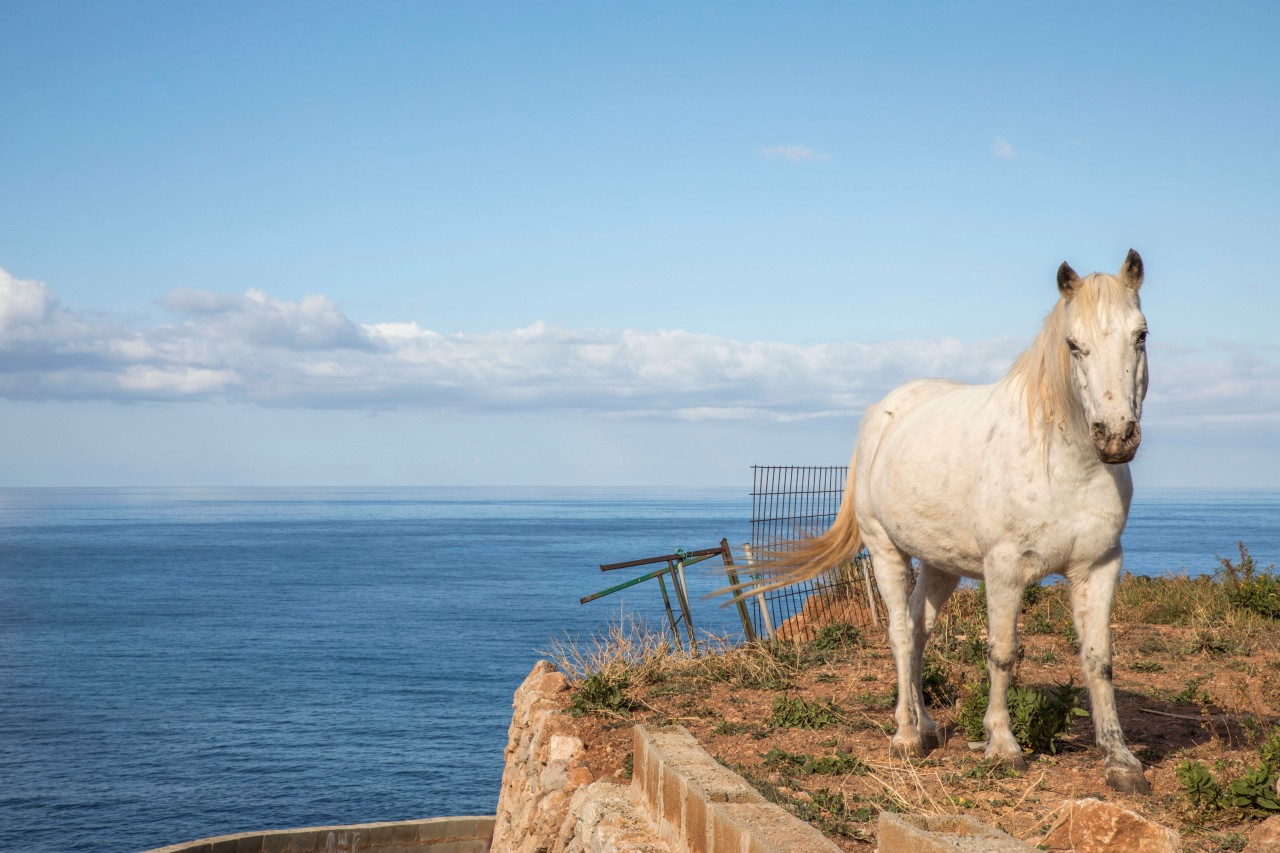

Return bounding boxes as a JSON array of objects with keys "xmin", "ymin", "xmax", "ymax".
[{"xmin": 855, "ymin": 375, "xmax": 1130, "ymax": 579}]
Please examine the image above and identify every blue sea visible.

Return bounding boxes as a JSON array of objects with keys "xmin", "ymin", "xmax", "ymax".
[{"xmin": 0, "ymin": 487, "xmax": 1276, "ymax": 853}]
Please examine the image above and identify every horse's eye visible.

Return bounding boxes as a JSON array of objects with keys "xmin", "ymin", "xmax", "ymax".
[
  {"xmin": 1066, "ymin": 338, "xmax": 1082, "ymax": 354},
  {"xmin": 1136, "ymin": 330, "xmax": 1148, "ymax": 348}
]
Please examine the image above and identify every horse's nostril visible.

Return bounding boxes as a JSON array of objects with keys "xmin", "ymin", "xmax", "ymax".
[
  {"xmin": 1091, "ymin": 422, "xmax": 1107, "ymax": 439},
  {"xmin": 1122, "ymin": 421, "xmax": 1137, "ymax": 441}
]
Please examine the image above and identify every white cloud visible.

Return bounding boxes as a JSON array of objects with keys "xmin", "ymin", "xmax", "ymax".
[
  {"xmin": 1, "ymin": 266, "xmax": 1277, "ymax": 432},
  {"xmin": 993, "ymin": 137, "xmax": 1016, "ymax": 159},
  {"xmin": 761, "ymin": 144, "xmax": 830, "ymax": 162}
]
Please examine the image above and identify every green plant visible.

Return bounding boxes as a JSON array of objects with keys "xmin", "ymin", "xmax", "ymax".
[
  {"xmin": 957, "ymin": 678, "xmax": 1086, "ymax": 753},
  {"xmin": 1223, "ymin": 765, "xmax": 1280, "ymax": 815},
  {"xmin": 810, "ymin": 622, "xmax": 864, "ymax": 652},
  {"xmin": 1173, "ymin": 676, "xmax": 1212, "ymax": 706},
  {"xmin": 1259, "ymin": 729, "xmax": 1280, "ymax": 769},
  {"xmin": 711, "ymin": 720, "xmax": 753, "ymax": 736},
  {"xmin": 570, "ymin": 669, "xmax": 640, "ymax": 717},
  {"xmin": 957, "ymin": 679, "xmax": 990, "ymax": 741},
  {"xmin": 1185, "ymin": 624, "xmax": 1249, "ymax": 657},
  {"xmin": 1063, "ymin": 620, "xmax": 1080, "ymax": 652},
  {"xmin": 732, "ymin": 766, "xmax": 873, "ymax": 841},
  {"xmin": 1219, "ymin": 543, "xmax": 1280, "ymax": 619},
  {"xmin": 1007, "ymin": 681, "xmax": 1089, "ymax": 754},
  {"xmin": 946, "ymin": 628, "xmax": 987, "ymax": 667},
  {"xmin": 770, "ymin": 695, "xmax": 845, "ymax": 729},
  {"xmin": 761, "ymin": 747, "xmax": 868, "ymax": 776},
  {"xmin": 1177, "ymin": 759, "xmax": 1222, "ymax": 810},
  {"xmin": 1130, "ymin": 660, "xmax": 1165, "ymax": 672},
  {"xmin": 1215, "ymin": 832, "xmax": 1249, "ymax": 852},
  {"xmin": 922, "ymin": 657, "xmax": 957, "ymax": 706},
  {"xmin": 1023, "ymin": 610, "xmax": 1054, "ymax": 635},
  {"xmin": 960, "ymin": 756, "xmax": 1024, "ymax": 781}
]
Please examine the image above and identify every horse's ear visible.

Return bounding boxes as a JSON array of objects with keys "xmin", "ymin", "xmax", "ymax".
[
  {"xmin": 1057, "ymin": 262, "xmax": 1082, "ymax": 298},
  {"xmin": 1120, "ymin": 249, "xmax": 1143, "ymax": 292}
]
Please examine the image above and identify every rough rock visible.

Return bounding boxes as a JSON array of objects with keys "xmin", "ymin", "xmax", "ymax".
[
  {"xmin": 492, "ymin": 661, "xmax": 596, "ymax": 853},
  {"xmin": 1248, "ymin": 815, "xmax": 1280, "ymax": 852},
  {"xmin": 1041, "ymin": 798, "xmax": 1180, "ymax": 853}
]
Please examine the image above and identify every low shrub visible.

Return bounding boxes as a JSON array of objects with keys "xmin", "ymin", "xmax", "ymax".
[
  {"xmin": 770, "ymin": 695, "xmax": 845, "ymax": 729},
  {"xmin": 1008, "ymin": 681, "xmax": 1088, "ymax": 754},
  {"xmin": 1223, "ymin": 765, "xmax": 1280, "ymax": 816},
  {"xmin": 809, "ymin": 622, "xmax": 864, "ymax": 653},
  {"xmin": 1176, "ymin": 756, "xmax": 1280, "ymax": 818},
  {"xmin": 761, "ymin": 747, "xmax": 868, "ymax": 776},
  {"xmin": 955, "ymin": 678, "xmax": 1087, "ymax": 753},
  {"xmin": 570, "ymin": 669, "xmax": 640, "ymax": 717},
  {"xmin": 1220, "ymin": 543, "xmax": 1280, "ymax": 620},
  {"xmin": 1176, "ymin": 759, "xmax": 1222, "ymax": 811}
]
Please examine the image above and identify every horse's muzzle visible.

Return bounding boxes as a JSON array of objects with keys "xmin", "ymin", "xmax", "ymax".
[{"xmin": 1091, "ymin": 420, "xmax": 1141, "ymax": 464}]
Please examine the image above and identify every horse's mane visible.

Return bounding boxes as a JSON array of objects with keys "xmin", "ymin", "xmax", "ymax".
[{"xmin": 1004, "ymin": 273, "xmax": 1135, "ymax": 438}]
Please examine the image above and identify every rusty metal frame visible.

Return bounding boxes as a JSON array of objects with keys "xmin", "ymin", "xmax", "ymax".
[{"xmin": 581, "ymin": 539, "xmax": 753, "ymax": 651}]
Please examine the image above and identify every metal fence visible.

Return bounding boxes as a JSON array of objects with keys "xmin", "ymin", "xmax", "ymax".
[{"xmin": 744, "ymin": 465, "xmax": 882, "ymax": 642}]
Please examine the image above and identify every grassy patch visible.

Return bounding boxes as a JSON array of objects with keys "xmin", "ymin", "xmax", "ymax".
[
  {"xmin": 762, "ymin": 747, "xmax": 869, "ymax": 776},
  {"xmin": 570, "ymin": 670, "xmax": 641, "ymax": 717},
  {"xmin": 770, "ymin": 695, "xmax": 846, "ymax": 729}
]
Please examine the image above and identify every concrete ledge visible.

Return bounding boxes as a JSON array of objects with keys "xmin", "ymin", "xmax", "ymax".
[
  {"xmin": 141, "ymin": 816, "xmax": 495, "ymax": 853},
  {"xmin": 633, "ymin": 725, "xmax": 840, "ymax": 853},
  {"xmin": 877, "ymin": 813, "xmax": 1034, "ymax": 852}
]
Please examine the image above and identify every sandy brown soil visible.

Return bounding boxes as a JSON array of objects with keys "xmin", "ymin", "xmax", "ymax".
[{"xmin": 567, "ymin": 619, "xmax": 1280, "ymax": 852}]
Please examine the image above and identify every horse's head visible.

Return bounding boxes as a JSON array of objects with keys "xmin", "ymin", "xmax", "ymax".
[{"xmin": 1056, "ymin": 250, "xmax": 1149, "ymax": 464}]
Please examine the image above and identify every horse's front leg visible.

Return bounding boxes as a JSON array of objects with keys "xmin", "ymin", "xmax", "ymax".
[
  {"xmin": 982, "ymin": 569, "xmax": 1026, "ymax": 770},
  {"xmin": 909, "ymin": 564, "xmax": 960, "ymax": 747},
  {"xmin": 1069, "ymin": 559, "xmax": 1150, "ymax": 793}
]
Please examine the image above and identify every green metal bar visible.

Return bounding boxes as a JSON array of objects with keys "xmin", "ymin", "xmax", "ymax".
[
  {"xmin": 579, "ymin": 566, "xmax": 672, "ymax": 604},
  {"xmin": 656, "ymin": 573, "xmax": 682, "ymax": 646}
]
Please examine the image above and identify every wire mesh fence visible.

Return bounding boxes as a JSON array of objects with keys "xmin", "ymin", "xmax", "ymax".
[{"xmin": 744, "ymin": 465, "xmax": 882, "ymax": 641}]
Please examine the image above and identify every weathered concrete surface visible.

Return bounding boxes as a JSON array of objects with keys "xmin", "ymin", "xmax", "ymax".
[
  {"xmin": 141, "ymin": 816, "xmax": 495, "ymax": 853},
  {"xmin": 1040, "ymin": 798, "xmax": 1180, "ymax": 853},
  {"xmin": 877, "ymin": 813, "xmax": 1034, "ymax": 853},
  {"xmin": 558, "ymin": 780, "xmax": 674, "ymax": 853},
  {"xmin": 633, "ymin": 724, "xmax": 841, "ymax": 853}
]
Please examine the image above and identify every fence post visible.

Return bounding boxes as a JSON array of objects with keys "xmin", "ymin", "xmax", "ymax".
[{"xmin": 718, "ymin": 538, "xmax": 756, "ymax": 643}]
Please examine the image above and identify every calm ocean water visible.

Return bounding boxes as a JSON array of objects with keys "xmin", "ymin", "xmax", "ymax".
[{"xmin": 1, "ymin": 486, "xmax": 1276, "ymax": 853}]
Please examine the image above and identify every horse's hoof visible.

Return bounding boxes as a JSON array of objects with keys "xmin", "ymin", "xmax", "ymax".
[
  {"xmin": 890, "ymin": 738, "xmax": 926, "ymax": 759},
  {"xmin": 998, "ymin": 753, "xmax": 1028, "ymax": 772},
  {"xmin": 1106, "ymin": 767, "xmax": 1151, "ymax": 794},
  {"xmin": 920, "ymin": 730, "xmax": 940, "ymax": 750}
]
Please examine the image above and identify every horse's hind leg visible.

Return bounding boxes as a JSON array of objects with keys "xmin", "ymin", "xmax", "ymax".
[
  {"xmin": 867, "ymin": 540, "xmax": 924, "ymax": 758},
  {"xmin": 909, "ymin": 564, "xmax": 960, "ymax": 747},
  {"xmin": 1069, "ymin": 558, "xmax": 1150, "ymax": 794}
]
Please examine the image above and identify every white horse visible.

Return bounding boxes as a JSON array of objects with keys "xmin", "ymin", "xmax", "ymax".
[{"xmin": 758, "ymin": 251, "xmax": 1151, "ymax": 793}]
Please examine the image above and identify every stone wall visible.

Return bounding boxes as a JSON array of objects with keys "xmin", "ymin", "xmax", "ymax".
[{"xmin": 491, "ymin": 661, "xmax": 598, "ymax": 852}]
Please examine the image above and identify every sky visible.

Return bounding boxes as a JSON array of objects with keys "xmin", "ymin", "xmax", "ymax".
[{"xmin": 1, "ymin": 1, "xmax": 1277, "ymax": 488}]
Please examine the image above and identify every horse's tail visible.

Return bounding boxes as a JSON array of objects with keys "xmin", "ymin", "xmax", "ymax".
[{"xmin": 725, "ymin": 461, "xmax": 863, "ymax": 604}]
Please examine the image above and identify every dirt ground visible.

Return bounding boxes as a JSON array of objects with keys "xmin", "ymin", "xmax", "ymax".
[{"xmin": 565, "ymin": 618, "xmax": 1280, "ymax": 852}]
